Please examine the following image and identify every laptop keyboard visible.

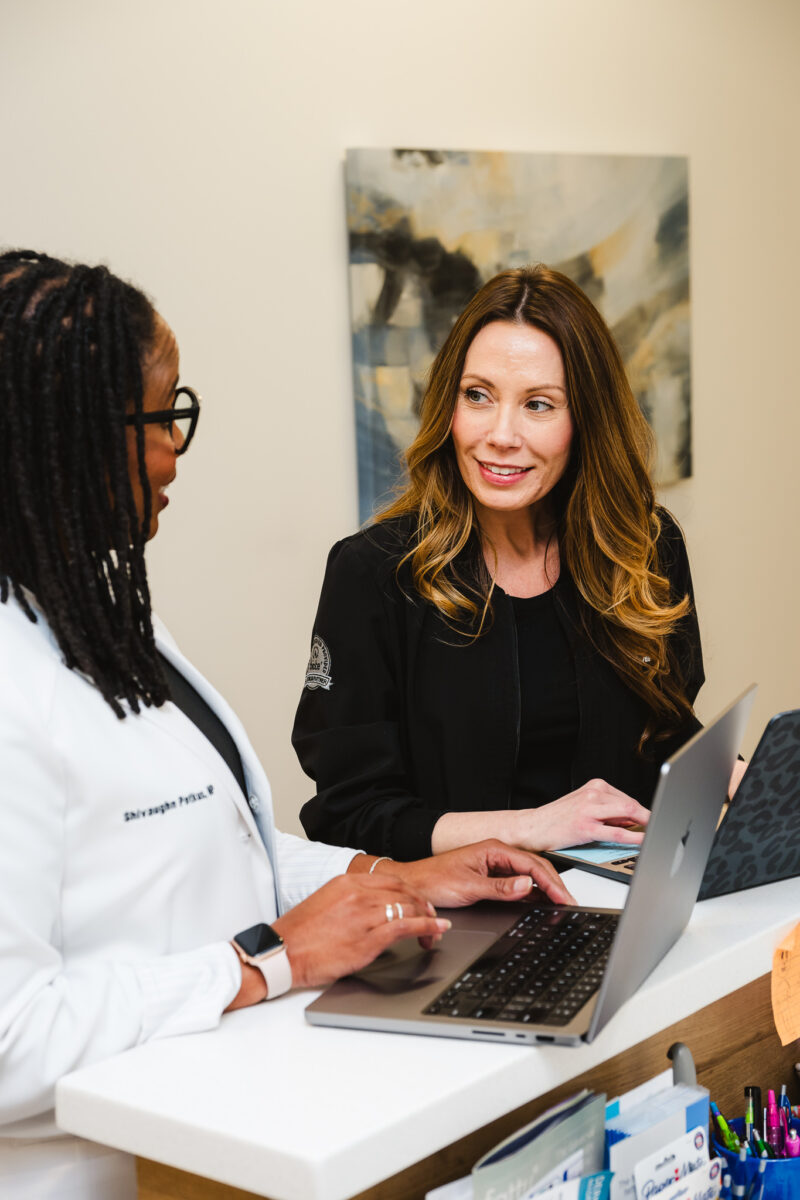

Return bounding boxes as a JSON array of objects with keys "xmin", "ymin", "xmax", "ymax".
[{"xmin": 423, "ymin": 908, "xmax": 619, "ymax": 1027}]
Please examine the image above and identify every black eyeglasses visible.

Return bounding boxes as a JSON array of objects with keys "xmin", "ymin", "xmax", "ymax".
[{"xmin": 125, "ymin": 386, "xmax": 201, "ymax": 456}]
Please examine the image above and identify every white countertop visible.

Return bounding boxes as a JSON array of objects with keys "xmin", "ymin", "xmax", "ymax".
[{"xmin": 55, "ymin": 873, "xmax": 799, "ymax": 1200}]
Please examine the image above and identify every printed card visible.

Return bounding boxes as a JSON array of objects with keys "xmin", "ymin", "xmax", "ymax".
[
  {"xmin": 635, "ymin": 1157, "xmax": 723, "ymax": 1200},
  {"xmin": 633, "ymin": 1125, "xmax": 708, "ymax": 1197}
]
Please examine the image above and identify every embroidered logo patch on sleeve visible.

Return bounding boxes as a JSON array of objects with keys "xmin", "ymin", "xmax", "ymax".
[{"xmin": 305, "ymin": 634, "xmax": 333, "ymax": 691}]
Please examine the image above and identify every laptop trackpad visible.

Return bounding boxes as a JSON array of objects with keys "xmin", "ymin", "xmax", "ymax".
[{"xmin": 334, "ymin": 931, "xmax": 495, "ymax": 999}]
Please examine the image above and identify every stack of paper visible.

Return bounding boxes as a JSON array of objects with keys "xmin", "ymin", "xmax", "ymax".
[
  {"xmin": 605, "ymin": 1083, "xmax": 710, "ymax": 1200},
  {"xmin": 425, "ymin": 1070, "xmax": 720, "ymax": 1200}
]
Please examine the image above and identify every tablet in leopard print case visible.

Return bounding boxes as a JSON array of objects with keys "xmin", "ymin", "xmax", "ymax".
[{"xmin": 698, "ymin": 708, "xmax": 800, "ymax": 900}]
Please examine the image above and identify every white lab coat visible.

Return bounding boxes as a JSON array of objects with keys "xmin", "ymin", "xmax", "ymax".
[{"xmin": 0, "ymin": 594, "xmax": 357, "ymax": 1197}]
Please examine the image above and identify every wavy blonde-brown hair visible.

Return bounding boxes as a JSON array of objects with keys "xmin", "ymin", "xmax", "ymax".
[{"xmin": 377, "ymin": 265, "xmax": 694, "ymax": 740}]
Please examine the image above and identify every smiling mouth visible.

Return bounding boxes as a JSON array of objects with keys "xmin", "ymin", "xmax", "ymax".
[{"xmin": 479, "ymin": 462, "xmax": 533, "ymax": 476}]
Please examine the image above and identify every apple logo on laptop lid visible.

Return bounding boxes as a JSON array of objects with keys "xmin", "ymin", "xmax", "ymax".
[{"xmin": 670, "ymin": 820, "xmax": 693, "ymax": 877}]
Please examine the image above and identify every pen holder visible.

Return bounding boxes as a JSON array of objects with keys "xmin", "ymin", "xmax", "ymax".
[{"xmin": 712, "ymin": 1118, "xmax": 800, "ymax": 1199}]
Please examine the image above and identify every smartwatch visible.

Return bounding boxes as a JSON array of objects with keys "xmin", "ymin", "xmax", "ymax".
[{"xmin": 231, "ymin": 922, "xmax": 292, "ymax": 999}]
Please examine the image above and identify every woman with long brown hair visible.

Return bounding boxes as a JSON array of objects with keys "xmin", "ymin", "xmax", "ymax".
[{"xmin": 294, "ymin": 264, "xmax": 723, "ymax": 859}]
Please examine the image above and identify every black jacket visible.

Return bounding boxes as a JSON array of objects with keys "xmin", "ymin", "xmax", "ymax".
[{"xmin": 293, "ymin": 514, "xmax": 704, "ymax": 860}]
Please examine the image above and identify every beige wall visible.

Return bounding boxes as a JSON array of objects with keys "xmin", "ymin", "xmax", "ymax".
[{"xmin": 2, "ymin": 0, "xmax": 798, "ymax": 834}]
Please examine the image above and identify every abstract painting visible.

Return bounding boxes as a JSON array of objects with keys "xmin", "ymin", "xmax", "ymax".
[{"xmin": 345, "ymin": 148, "xmax": 691, "ymax": 523}]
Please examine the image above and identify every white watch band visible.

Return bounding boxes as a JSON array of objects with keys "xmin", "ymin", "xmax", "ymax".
[
  {"xmin": 231, "ymin": 936, "xmax": 293, "ymax": 1000},
  {"xmin": 252, "ymin": 945, "xmax": 292, "ymax": 999}
]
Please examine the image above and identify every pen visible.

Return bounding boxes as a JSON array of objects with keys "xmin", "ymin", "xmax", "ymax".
[
  {"xmin": 749, "ymin": 1127, "xmax": 772, "ymax": 1159},
  {"xmin": 744, "ymin": 1154, "xmax": 767, "ymax": 1200},
  {"xmin": 719, "ymin": 1171, "xmax": 732, "ymax": 1200},
  {"xmin": 779, "ymin": 1083, "xmax": 792, "ymax": 1144},
  {"xmin": 745, "ymin": 1086, "xmax": 762, "ymax": 1126},
  {"xmin": 711, "ymin": 1100, "xmax": 740, "ymax": 1152},
  {"xmin": 785, "ymin": 1128, "xmax": 800, "ymax": 1158},
  {"xmin": 779, "ymin": 1084, "xmax": 791, "ymax": 1117},
  {"xmin": 766, "ymin": 1089, "xmax": 784, "ymax": 1156},
  {"xmin": 731, "ymin": 1144, "xmax": 748, "ymax": 1197}
]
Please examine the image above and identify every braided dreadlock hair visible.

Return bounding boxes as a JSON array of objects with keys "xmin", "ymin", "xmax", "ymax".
[{"xmin": 0, "ymin": 248, "xmax": 169, "ymax": 716}]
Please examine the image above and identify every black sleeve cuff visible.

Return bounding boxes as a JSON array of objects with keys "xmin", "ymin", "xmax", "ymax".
[{"xmin": 387, "ymin": 807, "xmax": 446, "ymax": 861}]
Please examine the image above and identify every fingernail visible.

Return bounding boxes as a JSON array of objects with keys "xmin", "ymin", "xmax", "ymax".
[
  {"xmin": 436, "ymin": 918, "xmax": 452, "ymax": 931},
  {"xmin": 426, "ymin": 901, "xmax": 437, "ymax": 916},
  {"xmin": 512, "ymin": 876, "xmax": 533, "ymax": 894}
]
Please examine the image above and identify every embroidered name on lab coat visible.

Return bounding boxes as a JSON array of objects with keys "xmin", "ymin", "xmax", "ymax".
[{"xmin": 124, "ymin": 784, "xmax": 215, "ymax": 822}]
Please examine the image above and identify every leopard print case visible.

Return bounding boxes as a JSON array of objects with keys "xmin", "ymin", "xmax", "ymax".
[{"xmin": 698, "ymin": 708, "xmax": 800, "ymax": 900}]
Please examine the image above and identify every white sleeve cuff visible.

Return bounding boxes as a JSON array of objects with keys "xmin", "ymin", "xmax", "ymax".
[
  {"xmin": 274, "ymin": 830, "xmax": 363, "ymax": 911},
  {"xmin": 137, "ymin": 942, "xmax": 241, "ymax": 1042}
]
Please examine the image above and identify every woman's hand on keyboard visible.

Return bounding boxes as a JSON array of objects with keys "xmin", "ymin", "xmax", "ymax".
[{"xmin": 431, "ymin": 781, "xmax": 648, "ymax": 855}]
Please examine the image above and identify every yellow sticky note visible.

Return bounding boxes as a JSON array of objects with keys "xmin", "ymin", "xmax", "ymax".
[{"xmin": 772, "ymin": 923, "xmax": 800, "ymax": 1046}]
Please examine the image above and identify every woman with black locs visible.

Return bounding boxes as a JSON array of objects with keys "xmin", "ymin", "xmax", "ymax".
[
  {"xmin": 294, "ymin": 266, "xmax": 746, "ymax": 860},
  {"xmin": 0, "ymin": 250, "xmax": 572, "ymax": 1198}
]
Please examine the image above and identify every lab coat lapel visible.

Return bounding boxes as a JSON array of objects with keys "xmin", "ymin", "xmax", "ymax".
[{"xmin": 152, "ymin": 628, "xmax": 280, "ymax": 879}]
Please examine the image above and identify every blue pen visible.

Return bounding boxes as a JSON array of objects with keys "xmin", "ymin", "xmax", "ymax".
[
  {"xmin": 731, "ymin": 1144, "xmax": 748, "ymax": 1197},
  {"xmin": 744, "ymin": 1154, "xmax": 767, "ymax": 1200},
  {"xmin": 780, "ymin": 1084, "xmax": 792, "ymax": 1143},
  {"xmin": 780, "ymin": 1084, "xmax": 792, "ymax": 1117},
  {"xmin": 719, "ymin": 1170, "xmax": 732, "ymax": 1200}
]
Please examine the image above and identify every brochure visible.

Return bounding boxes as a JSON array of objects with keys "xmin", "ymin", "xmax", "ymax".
[
  {"xmin": 472, "ymin": 1091, "xmax": 606, "ymax": 1200},
  {"xmin": 525, "ymin": 1172, "xmax": 613, "ymax": 1200}
]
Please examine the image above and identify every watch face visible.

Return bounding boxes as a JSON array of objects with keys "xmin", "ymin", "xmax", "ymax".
[{"xmin": 235, "ymin": 922, "xmax": 283, "ymax": 958}]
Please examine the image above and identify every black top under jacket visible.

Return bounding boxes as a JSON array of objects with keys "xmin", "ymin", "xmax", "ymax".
[
  {"xmin": 292, "ymin": 512, "xmax": 705, "ymax": 861},
  {"xmin": 158, "ymin": 653, "xmax": 248, "ymax": 799},
  {"xmin": 509, "ymin": 588, "xmax": 579, "ymax": 808}
]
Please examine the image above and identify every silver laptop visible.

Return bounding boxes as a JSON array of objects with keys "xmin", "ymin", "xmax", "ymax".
[
  {"xmin": 306, "ymin": 686, "xmax": 755, "ymax": 1046},
  {"xmin": 549, "ymin": 707, "xmax": 800, "ymax": 898}
]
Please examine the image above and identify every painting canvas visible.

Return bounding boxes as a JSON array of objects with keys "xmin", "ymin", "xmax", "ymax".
[{"xmin": 345, "ymin": 148, "xmax": 691, "ymax": 524}]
